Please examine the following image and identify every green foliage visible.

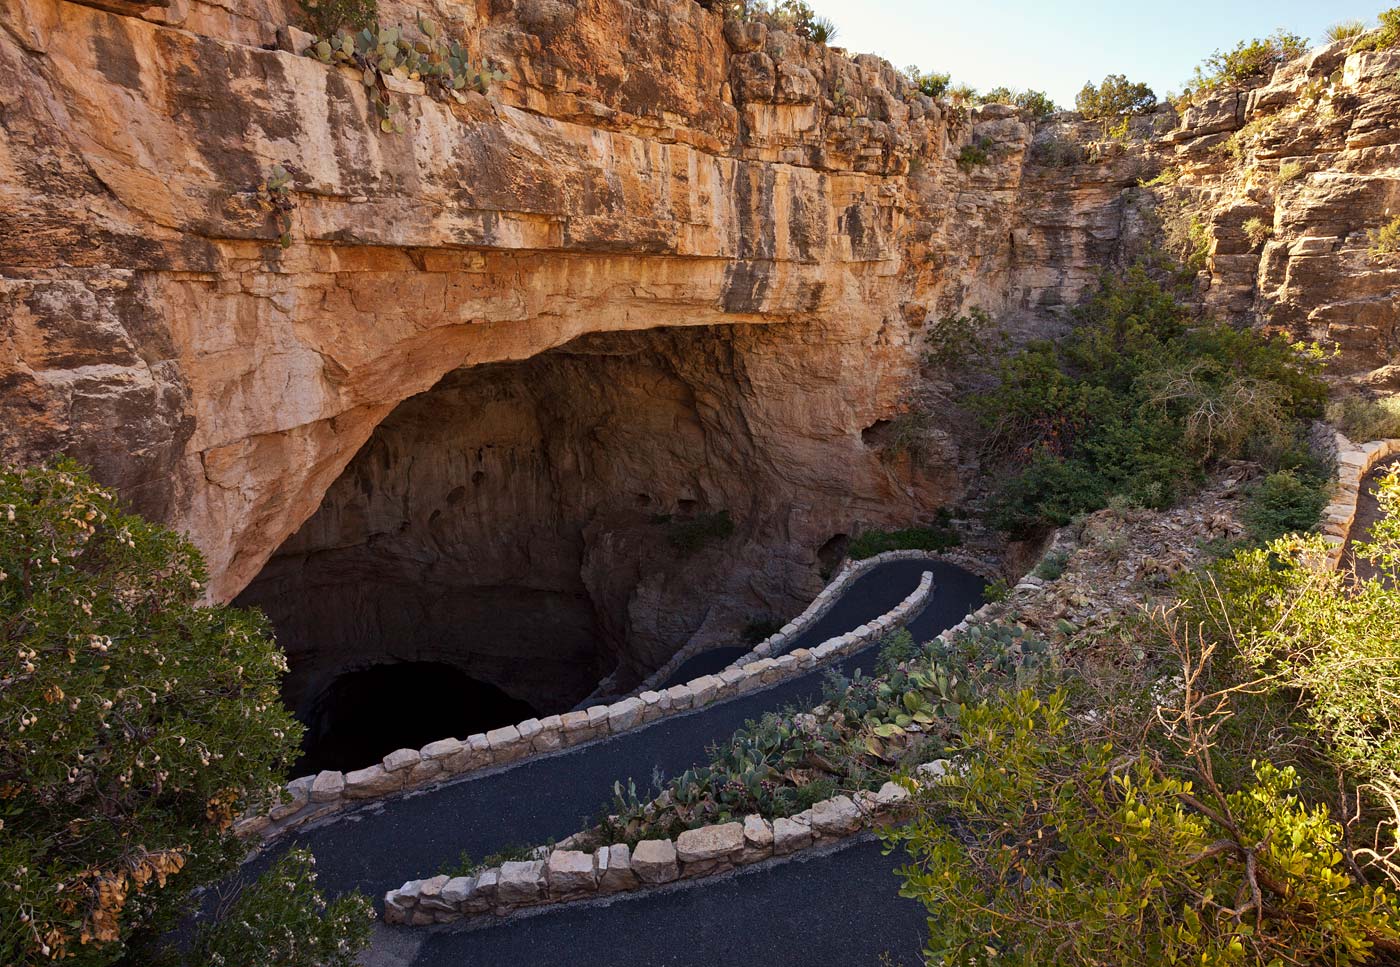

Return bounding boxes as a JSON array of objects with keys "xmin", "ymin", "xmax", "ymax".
[
  {"xmin": 1241, "ymin": 469, "xmax": 1330, "ymax": 543},
  {"xmin": 1277, "ymin": 160, "xmax": 1306, "ymax": 184},
  {"xmin": 955, "ymin": 137, "xmax": 992, "ymax": 173},
  {"xmin": 256, "ymin": 164, "xmax": 295, "ymax": 249},
  {"xmin": 1157, "ymin": 198, "xmax": 1212, "ymax": 271},
  {"xmin": 297, "ymin": 0, "xmax": 375, "ymax": 36},
  {"xmin": 874, "ymin": 628, "xmax": 919, "ymax": 678},
  {"xmin": 888, "ymin": 688, "xmax": 1400, "ymax": 966},
  {"xmin": 193, "ymin": 850, "xmax": 372, "ymax": 967},
  {"xmin": 1033, "ymin": 548, "xmax": 1070, "ymax": 580},
  {"xmin": 1140, "ymin": 165, "xmax": 1182, "ymax": 188},
  {"xmin": 1029, "ymin": 135, "xmax": 1084, "ymax": 167},
  {"xmin": 876, "ymin": 409, "xmax": 935, "ymax": 466},
  {"xmin": 1327, "ymin": 19, "xmax": 1368, "ymax": 42},
  {"xmin": 979, "ymin": 87, "xmax": 1058, "ymax": 118},
  {"xmin": 1352, "ymin": 8, "xmax": 1400, "ymax": 51},
  {"xmin": 904, "ymin": 66, "xmax": 950, "ymax": 99},
  {"xmin": 974, "ymin": 268, "xmax": 1327, "ymax": 535},
  {"xmin": 1242, "ymin": 215, "xmax": 1274, "ymax": 248},
  {"xmin": 0, "ymin": 461, "xmax": 303, "ymax": 964},
  {"xmin": 726, "ymin": 0, "xmax": 838, "ymax": 44},
  {"xmin": 664, "ymin": 510, "xmax": 735, "ymax": 555},
  {"xmin": 982, "ymin": 577, "xmax": 1010, "ymax": 602},
  {"xmin": 1357, "ymin": 470, "xmax": 1400, "ymax": 581},
  {"xmin": 1074, "ymin": 73, "xmax": 1157, "ymax": 120},
  {"xmin": 1186, "ymin": 30, "xmax": 1309, "ymax": 99},
  {"xmin": 305, "ymin": 20, "xmax": 506, "ymax": 133},
  {"xmin": 923, "ymin": 306, "xmax": 1005, "ymax": 367},
  {"xmin": 1369, "ymin": 215, "xmax": 1400, "ymax": 259},
  {"xmin": 1329, "ymin": 394, "xmax": 1400, "ymax": 443},
  {"xmin": 846, "ymin": 518, "xmax": 960, "ymax": 560},
  {"xmin": 440, "ymin": 843, "xmax": 539, "ymax": 879}
]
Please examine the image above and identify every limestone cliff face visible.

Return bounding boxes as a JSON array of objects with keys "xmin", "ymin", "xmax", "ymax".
[{"xmin": 2, "ymin": 0, "xmax": 1396, "ymax": 697}]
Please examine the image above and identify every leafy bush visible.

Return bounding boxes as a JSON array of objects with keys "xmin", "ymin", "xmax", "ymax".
[
  {"xmin": 1357, "ymin": 470, "xmax": 1400, "ymax": 581},
  {"xmin": 1242, "ymin": 215, "xmax": 1274, "ymax": 247},
  {"xmin": 1074, "ymin": 74, "xmax": 1157, "ymax": 120},
  {"xmin": 876, "ymin": 409, "xmax": 935, "ymax": 465},
  {"xmin": 297, "ymin": 0, "xmax": 376, "ymax": 36},
  {"xmin": 923, "ymin": 306, "xmax": 1004, "ymax": 366},
  {"xmin": 1328, "ymin": 19, "xmax": 1368, "ymax": 42},
  {"xmin": 305, "ymin": 20, "xmax": 506, "ymax": 132},
  {"xmin": 955, "ymin": 138, "xmax": 992, "ymax": 172},
  {"xmin": 1369, "ymin": 215, "xmax": 1400, "ymax": 259},
  {"xmin": 1030, "ymin": 135, "xmax": 1084, "ymax": 167},
  {"xmin": 846, "ymin": 519, "xmax": 960, "ymax": 560},
  {"xmin": 979, "ymin": 87, "xmax": 1057, "ymax": 118},
  {"xmin": 888, "ymin": 688, "xmax": 1400, "ymax": 967},
  {"xmin": 0, "ymin": 461, "xmax": 305, "ymax": 964},
  {"xmin": 1241, "ymin": 469, "xmax": 1329, "ymax": 543},
  {"xmin": 974, "ymin": 268, "xmax": 1327, "ymax": 535},
  {"xmin": 1032, "ymin": 548, "xmax": 1070, "ymax": 580},
  {"xmin": 1186, "ymin": 30, "xmax": 1309, "ymax": 98},
  {"xmin": 193, "ymin": 850, "xmax": 372, "ymax": 967},
  {"xmin": 873, "ymin": 628, "xmax": 919, "ymax": 678},
  {"xmin": 1156, "ymin": 198, "xmax": 1212, "ymax": 271},
  {"xmin": 1328, "ymin": 394, "xmax": 1400, "ymax": 442},
  {"xmin": 440, "ymin": 843, "xmax": 539, "ymax": 879},
  {"xmin": 1277, "ymin": 160, "xmax": 1306, "ymax": 183},
  {"xmin": 1353, "ymin": 7, "xmax": 1400, "ymax": 51},
  {"xmin": 664, "ymin": 510, "xmax": 735, "ymax": 555},
  {"xmin": 726, "ymin": 0, "xmax": 838, "ymax": 44},
  {"xmin": 903, "ymin": 67, "xmax": 951, "ymax": 99}
]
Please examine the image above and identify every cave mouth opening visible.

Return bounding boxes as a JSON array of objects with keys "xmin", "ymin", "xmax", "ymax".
[{"xmin": 293, "ymin": 661, "xmax": 539, "ymax": 776}]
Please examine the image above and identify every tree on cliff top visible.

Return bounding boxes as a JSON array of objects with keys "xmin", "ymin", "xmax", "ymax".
[
  {"xmin": 1074, "ymin": 74, "xmax": 1157, "ymax": 120},
  {"xmin": 0, "ymin": 460, "xmax": 367, "ymax": 965}
]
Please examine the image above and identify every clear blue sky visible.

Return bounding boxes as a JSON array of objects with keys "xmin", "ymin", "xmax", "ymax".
[{"xmin": 817, "ymin": 0, "xmax": 1386, "ymax": 106}]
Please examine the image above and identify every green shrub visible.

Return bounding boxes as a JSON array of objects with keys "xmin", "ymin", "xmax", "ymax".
[
  {"xmin": 1030, "ymin": 135, "xmax": 1084, "ymax": 167},
  {"xmin": 1276, "ymin": 160, "xmax": 1306, "ymax": 183},
  {"xmin": 1353, "ymin": 7, "xmax": 1400, "ymax": 51},
  {"xmin": 1156, "ymin": 198, "xmax": 1211, "ymax": 271},
  {"xmin": 1242, "ymin": 215, "xmax": 1274, "ymax": 247},
  {"xmin": 664, "ymin": 510, "xmax": 735, "ymax": 555},
  {"xmin": 726, "ymin": 0, "xmax": 837, "ymax": 44},
  {"xmin": 847, "ymin": 519, "xmax": 960, "ymax": 560},
  {"xmin": 1369, "ymin": 215, "xmax": 1400, "ymax": 259},
  {"xmin": 297, "ymin": 0, "xmax": 376, "ymax": 36},
  {"xmin": 955, "ymin": 137, "xmax": 993, "ymax": 172},
  {"xmin": 975, "ymin": 268, "xmax": 1326, "ymax": 536},
  {"xmin": 1074, "ymin": 74, "xmax": 1157, "ymax": 120},
  {"xmin": 923, "ymin": 306, "xmax": 1004, "ymax": 366},
  {"xmin": 1356, "ymin": 470, "xmax": 1400, "ymax": 580},
  {"xmin": 877, "ymin": 409, "xmax": 934, "ymax": 465},
  {"xmin": 873, "ymin": 628, "xmax": 919, "ymax": 677},
  {"xmin": 979, "ymin": 87, "xmax": 1058, "ymax": 118},
  {"xmin": 1328, "ymin": 393, "xmax": 1400, "ymax": 442},
  {"xmin": 0, "ymin": 461, "xmax": 307, "ymax": 964},
  {"xmin": 440, "ymin": 843, "xmax": 539, "ymax": 879},
  {"xmin": 1241, "ymin": 469, "xmax": 1329, "ymax": 543},
  {"xmin": 903, "ymin": 66, "xmax": 951, "ymax": 99},
  {"xmin": 1327, "ymin": 19, "xmax": 1368, "ymax": 42},
  {"xmin": 1033, "ymin": 548, "xmax": 1070, "ymax": 580},
  {"xmin": 887, "ymin": 688, "xmax": 1400, "ymax": 967},
  {"xmin": 1186, "ymin": 30, "xmax": 1309, "ymax": 98},
  {"xmin": 192, "ymin": 850, "xmax": 372, "ymax": 967}
]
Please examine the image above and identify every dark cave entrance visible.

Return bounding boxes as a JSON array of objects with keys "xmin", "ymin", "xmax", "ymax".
[{"xmin": 292, "ymin": 662, "xmax": 538, "ymax": 776}]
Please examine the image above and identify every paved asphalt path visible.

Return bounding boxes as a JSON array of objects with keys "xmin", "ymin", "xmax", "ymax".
[{"xmin": 251, "ymin": 559, "xmax": 982, "ymax": 965}]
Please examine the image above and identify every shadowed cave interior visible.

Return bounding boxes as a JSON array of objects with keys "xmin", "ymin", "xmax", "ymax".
[{"xmin": 234, "ymin": 324, "xmax": 868, "ymax": 775}]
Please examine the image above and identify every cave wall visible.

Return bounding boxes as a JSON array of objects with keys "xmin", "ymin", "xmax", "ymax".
[{"xmin": 241, "ymin": 322, "xmax": 955, "ymax": 708}]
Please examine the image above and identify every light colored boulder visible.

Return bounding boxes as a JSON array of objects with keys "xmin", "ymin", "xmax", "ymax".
[
  {"xmin": 270, "ymin": 775, "xmax": 313, "ymax": 820},
  {"xmin": 470, "ymin": 868, "xmax": 499, "ymax": 912},
  {"xmin": 811, "ymin": 795, "xmax": 862, "ymax": 837},
  {"xmin": 631, "ymin": 839, "xmax": 679, "ymax": 884},
  {"xmin": 486, "ymin": 725, "xmax": 524, "ymax": 758},
  {"xmin": 742, "ymin": 814, "xmax": 773, "ymax": 863},
  {"xmin": 343, "ymin": 764, "xmax": 402, "ymax": 799},
  {"xmin": 406, "ymin": 758, "xmax": 443, "ymax": 785},
  {"xmin": 533, "ymin": 715, "xmax": 565, "ymax": 751},
  {"xmin": 496, "ymin": 860, "xmax": 546, "ymax": 906},
  {"xmin": 440, "ymin": 876, "xmax": 474, "ymax": 907},
  {"xmin": 875, "ymin": 781, "xmax": 910, "ymax": 808},
  {"xmin": 546, "ymin": 849, "xmax": 597, "ymax": 897},
  {"xmin": 383, "ymin": 748, "xmax": 422, "ymax": 773},
  {"xmin": 677, "ymin": 822, "xmax": 744, "ymax": 875},
  {"xmin": 596, "ymin": 843, "xmax": 639, "ymax": 893},
  {"xmin": 416, "ymin": 874, "xmax": 452, "ymax": 911},
  {"xmin": 773, "ymin": 814, "xmax": 812, "ymax": 855},
  {"xmin": 421, "ymin": 737, "xmax": 464, "ymax": 761},
  {"xmin": 664, "ymin": 683, "xmax": 694, "ymax": 710},
  {"xmin": 309, "ymin": 770, "xmax": 345, "ymax": 803},
  {"xmin": 607, "ymin": 697, "xmax": 645, "ymax": 732},
  {"xmin": 516, "ymin": 718, "xmax": 543, "ymax": 743},
  {"xmin": 689, "ymin": 675, "xmax": 721, "ymax": 705}
]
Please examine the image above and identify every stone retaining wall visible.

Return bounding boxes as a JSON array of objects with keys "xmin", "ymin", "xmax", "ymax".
[
  {"xmin": 235, "ymin": 558, "xmax": 940, "ymax": 843},
  {"xmin": 1320, "ymin": 434, "xmax": 1400, "ymax": 568}
]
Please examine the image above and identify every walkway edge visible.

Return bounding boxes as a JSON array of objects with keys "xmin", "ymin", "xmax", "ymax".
[
  {"xmin": 236, "ymin": 556, "xmax": 942, "ymax": 844},
  {"xmin": 1320, "ymin": 433, "xmax": 1400, "ymax": 568}
]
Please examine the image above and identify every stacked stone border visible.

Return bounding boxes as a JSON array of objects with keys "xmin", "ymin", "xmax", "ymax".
[
  {"xmin": 236, "ymin": 552, "xmax": 943, "ymax": 843},
  {"xmin": 1320, "ymin": 433, "xmax": 1400, "ymax": 568}
]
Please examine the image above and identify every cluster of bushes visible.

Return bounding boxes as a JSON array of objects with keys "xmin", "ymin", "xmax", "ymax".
[
  {"xmin": 0, "ymin": 462, "xmax": 371, "ymax": 966},
  {"xmin": 973, "ymin": 266, "xmax": 1328, "ymax": 536},
  {"xmin": 1074, "ymin": 73, "xmax": 1157, "ymax": 121},
  {"xmin": 898, "ymin": 68, "xmax": 1056, "ymax": 118},
  {"xmin": 1370, "ymin": 215, "xmax": 1400, "ymax": 259},
  {"xmin": 846, "ymin": 517, "xmax": 961, "ymax": 560},
  {"xmin": 1329, "ymin": 393, "xmax": 1400, "ymax": 442},
  {"xmin": 955, "ymin": 137, "xmax": 994, "ymax": 172},
  {"xmin": 1352, "ymin": 7, "xmax": 1400, "ymax": 51},
  {"xmin": 1182, "ymin": 29, "xmax": 1309, "ymax": 101},
  {"xmin": 724, "ymin": 0, "xmax": 837, "ymax": 44}
]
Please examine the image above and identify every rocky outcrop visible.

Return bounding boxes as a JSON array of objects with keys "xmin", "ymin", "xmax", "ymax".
[{"xmin": 4, "ymin": 0, "xmax": 1397, "ymax": 699}]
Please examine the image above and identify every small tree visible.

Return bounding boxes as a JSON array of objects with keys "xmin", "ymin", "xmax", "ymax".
[
  {"xmin": 0, "ymin": 461, "xmax": 318, "ymax": 964},
  {"xmin": 1186, "ymin": 29, "xmax": 1309, "ymax": 97},
  {"xmin": 1075, "ymin": 73, "xmax": 1157, "ymax": 121}
]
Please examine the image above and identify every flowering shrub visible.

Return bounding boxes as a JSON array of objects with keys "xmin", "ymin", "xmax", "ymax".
[{"xmin": 0, "ymin": 461, "xmax": 303, "ymax": 964}]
